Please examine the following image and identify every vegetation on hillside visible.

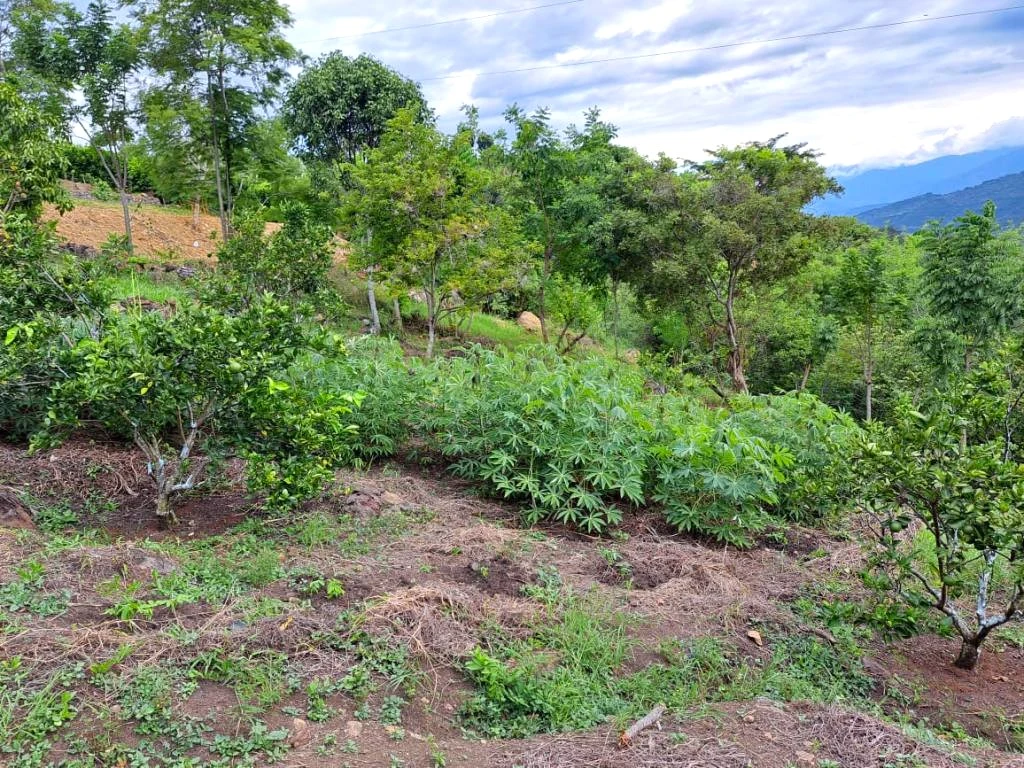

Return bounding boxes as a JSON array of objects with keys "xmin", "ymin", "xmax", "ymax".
[{"xmin": 1, "ymin": 2, "xmax": 1024, "ymax": 763}]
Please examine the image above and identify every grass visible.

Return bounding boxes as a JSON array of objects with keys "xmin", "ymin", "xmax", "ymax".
[
  {"xmin": 106, "ymin": 271, "xmax": 190, "ymax": 304},
  {"xmin": 458, "ymin": 581, "xmax": 875, "ymax": 740}
]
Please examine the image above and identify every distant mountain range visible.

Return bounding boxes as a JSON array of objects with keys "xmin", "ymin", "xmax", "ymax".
[
  {"xmin": 854, "ymin": 172, "xmax": 1024, "ymax": 231},
  {"xmin": 809, "ymin": 145, "xmax": 1024, "ymax": 231}
]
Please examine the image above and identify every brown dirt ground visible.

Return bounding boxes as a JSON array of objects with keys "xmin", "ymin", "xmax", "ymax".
[
  {"xmin": 41, "ymin": 197, "xmax": 348, "ymax": 263},
  {"xmin": 2, "ymin": 443, "xmax": 1024, "ymax": 767},
  {"xmin": 42, "ymin": 200, "xmax": 227, "ymax": 260}
]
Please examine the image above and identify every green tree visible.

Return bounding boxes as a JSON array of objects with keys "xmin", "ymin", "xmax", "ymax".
[
  {"xmin": 859, "ymin": 385, "xmax": 1024, "ymax": 670},
  {"xmin": 65, "ymin": 0, "xmax": 142, "ymax": 250},
  {"xmin": 664, "ymin": 138, "xmax": 839, "ymax": 393},
  {"xmin": 135, "ymin": 0, "xmax": 298, "ymax": 240},
  {"xmin": 46, "ymin": 297, "xmax": 359, "ymax": 523},
  {"xmin": 0, "ymin": 82, "xmax": 70, "ymax": 217},
  {"xmin": 920, "ymin": 201, "xmax": 1021, "ymax": 374},
  {"xmin": 346, "ymin": 109, "xmax": 522, "ymax": 357},
  {"xmin": 283, "ymin": 52, "xmax": 428, "ymax": 165},
  {"xmin": 831, "ymin": 238, "xmax": 906, "ymax": 421},
  {"xmin": 502, "ymin": 105, "xmax": 575, "ymax": 343},
  {"xmin": 134, "ymin": 90, "xmax": 213, "ymax": 220}
]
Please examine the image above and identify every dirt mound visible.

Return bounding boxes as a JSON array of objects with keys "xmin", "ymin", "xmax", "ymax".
[
  {"xmin": 43, "ymin": 200, "xmax": 224, "ymax": 260},
  {"xmin": 502, "ymin": 700, "xmax": 1020, "ymax": 768}
]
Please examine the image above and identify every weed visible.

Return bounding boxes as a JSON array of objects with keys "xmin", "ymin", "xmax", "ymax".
[
  {"xmin": 380, "ymin": 694, "xmax": 405, "ymax": 725},
  {"xmin": 0, "ymin": 560, "xmax": 71, "ymax": 617}
]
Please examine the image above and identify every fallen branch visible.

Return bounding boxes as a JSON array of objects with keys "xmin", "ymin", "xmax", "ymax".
[{"xmin": 619, "ymin": 703, "xmax": 666, "ymax": 748}]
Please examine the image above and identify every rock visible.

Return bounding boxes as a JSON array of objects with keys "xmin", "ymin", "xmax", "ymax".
[
  {"xmin": 516, "ymin": 311, "xmax": 542, "ymax": 333},
  {"xmin": 134, "ymin": 554, "xmax": 178, "ymax": 575},
  {"xmin": 746, "ymin": 629, "xmax": 764, "ymax": 647},
  {"xmin": 380, "ymin": 491, "xmax": 403, "ymax": 509},
  {"xmin": 0, "ymin": 487, "xmax": 35, "ymax": 531},
  {"xmin": 344, "ymin": 720, "xmax": 363, "ymax": 739},
  {"xmin": 622, "ymin": 348, "xmax": 641, "ymax": 364},
  {"xmin": 795, "ymin": 750, "xmax": 816, "ymax": 765},
  {"xmin": 289, "ymin": 717, "xmax": 310, "ymax": 747}
]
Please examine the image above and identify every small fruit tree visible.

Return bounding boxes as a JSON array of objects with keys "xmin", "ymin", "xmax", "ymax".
[
  {"xmin": 45, "ymin": 295, "xmax": 361, "ymax": 524},
  {"xmin": 857, "ymin": 376, "xmax": 1024, "ymax": 670}
]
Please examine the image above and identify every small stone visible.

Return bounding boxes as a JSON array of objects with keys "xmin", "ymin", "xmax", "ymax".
[
  {"xmin": 345, "ymin": 720, "xmax": 363, "ymax": 739},
  {"xmin": 289, "ymin": 718, "xmax": 310, "ymax": 747},
  {"xmin": 379, "ymin": 491, "xmax": 404, "ymax": 507},
  {"xmin": 795, "ymin": 750, "xmax": 816, "ymax": 765}
]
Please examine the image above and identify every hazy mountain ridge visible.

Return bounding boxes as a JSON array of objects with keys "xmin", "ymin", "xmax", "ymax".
[
  {"xmin": 856, "ymin": 172, "xmax": 1024, "ymax": 231},
  {"xmin": 812, "ymin": 145, "xmax": 1024, "ymax": 216}
]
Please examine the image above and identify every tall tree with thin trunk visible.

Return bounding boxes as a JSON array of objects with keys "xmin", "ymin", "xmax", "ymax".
[
  {"xmin": 345, "ymin": 110, "xmax": 521, "ymax": 357},
  {"xmin": 832, "ymin": 238, "xmax": 904, "ymax": 421},
  {"xmin": 503, "ymin": 105, "xmax": 574, "ymax": 344},
  {"xmin": 135, "ymin": 0, "xmax": 297, "ymax": 241},
  {"xmin": 69, "ymin": 0, "xmax": 142, "ymax": 251},
  {"xmin": 671, "ymin": 138, "xmax": 839, "ymax": 393}
]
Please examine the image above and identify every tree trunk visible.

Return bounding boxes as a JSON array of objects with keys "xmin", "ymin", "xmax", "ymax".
[
  {"xmin": 724, "ymin": 289, "xmax": 747, "ymax": 394},
  {"xmin": 538, "ymin": 243, "xmax": 552, "ymax": 344},
  {"xmin": 425, "ymin": 287, "xmax": 437, "ymax": 358},
  {"xmin": 155, "ymin": 489, "xmax": 178, "ymax": 528},
  {"xmin": 392, "ymin": 298, "xmax": 403, "ymax": 332},
  {"xmin": 954, "ymin": 638, "xmax": 981, "ymax": 670},
  {"xmin": 207, "ymin": 72, "xmax": 230, "ymax": 242},
  {"xmin": 367, "ymin": 270, "xmax": 381, "ymax": 335},
  {"xmin": 864, "ymin": 324, "xmax": 874, "ymax": 422},
  {"xmin": 799, "ymin": 362, "xmax": 812, "ymax": 391},
  {"xmin": 119, "ymin": 191, "xmax": 134, "ymax": 254},
  {"xmin": 611, "ymin": 279, "xmax": 620, "ymax": 361}
]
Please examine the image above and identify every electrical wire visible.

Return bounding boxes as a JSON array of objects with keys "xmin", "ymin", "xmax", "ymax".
[{"xmin": 416, "ymin": 4, "xmax": 1024, "ymax": 81}]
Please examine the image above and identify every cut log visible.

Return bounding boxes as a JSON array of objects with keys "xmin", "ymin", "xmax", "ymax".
[{"xmin": 618, "ymin": 703, "xmax": 666, "ymax": 748}]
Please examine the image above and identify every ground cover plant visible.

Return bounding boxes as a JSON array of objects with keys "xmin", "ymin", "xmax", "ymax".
[{"xmin": 2, "ymin": 10, "xmax": 1024, "ymax": 766}]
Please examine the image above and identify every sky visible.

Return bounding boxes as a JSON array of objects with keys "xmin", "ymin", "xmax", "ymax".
[{"xmin": 282, "ymin": 0, "xmax": 1024, "ymax": 172}]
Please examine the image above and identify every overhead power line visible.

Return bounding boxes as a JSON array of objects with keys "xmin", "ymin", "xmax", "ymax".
[
  {"xmin": 419, "ymin": 4, "xmax": 1024, "ymax": 81},
  {"xmin": 297, "ymin": 0, "xmax": 586, "ymax": 45}
]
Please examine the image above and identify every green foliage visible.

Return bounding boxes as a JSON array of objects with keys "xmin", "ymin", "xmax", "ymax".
[
  {"xmin": 345, "ymin": 109, "xmax": 526, "ymax": 356},
  {"xmin": 283, "ymin": 51, "xmax": 429, "ymax": 165},
  {"xmin": 40, "ymin": 296, "xmax": 362, "ymax": 519},
  {"xmin": 0, "ymin": 213, "xmax": 112, "ymax": 437},
  {"xmin": 856, "ymin": 377, "xmax": 1024, "ymax": 668},
  {"xmin": 730, "ymin": 393, "xmax": 860, "ymax": 523},
  {"xmin": 920, "ymin": 202, "xmax": 1022, "ymax": 372},
  {"xmin": 205, "ymin": 202, "xmax": 339, "ymax": 313},
  {"xmin": 416, "ymin": 346, "xmax": 849, "ymax": 544},
  {"xmin": 0, "ymin": 82, "xmax": 71, "ymax": 218}
]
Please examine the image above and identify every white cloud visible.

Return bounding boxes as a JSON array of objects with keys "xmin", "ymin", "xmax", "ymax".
[{"xmin": 283, "ymin": 0, "xmax": 1024, "ymax": 169}]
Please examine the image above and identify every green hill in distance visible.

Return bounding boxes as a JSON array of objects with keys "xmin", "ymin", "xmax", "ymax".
[{"xmin": 856, "ymin": 171, "xmax": 1024, "ymax": 231}]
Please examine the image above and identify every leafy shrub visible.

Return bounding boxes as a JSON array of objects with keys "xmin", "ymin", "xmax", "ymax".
[
  {"xmin": 730, "ymin": 393, "xmax": 860, "ymax": 523},
  {"xmin": 41, "ymin": 296, "xmax": 362, "ymax": 521},
  {"xmin": 0, "ymin": 214, "xmax": 112, "ymax": 437},
  {"xmin": 409, "ymin": 346, "xmax": 853, "ymax": 545},
  {"xmin": 418, "ymin": 347, "xmax": 648, "ymax": 533},
  {"xmin": 203, "ymin": 203, "xmax": 340, "ymax": 313},
  {"xmin": 857, "ymin": 386, "xmax": 1024, "ymax": 670},
  {"xmin": 648, "ymin": 399, "xmax": 790, "ymax": 547}
]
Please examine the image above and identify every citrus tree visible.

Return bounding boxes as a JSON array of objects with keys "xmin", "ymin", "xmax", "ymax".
[
  {"xmin": 44, "ymin": 296, "xmax": 360, "ymax": 524},
  {"xmin": 858, "ymin": 382, "xmax": 1024, "ymax": 670}
]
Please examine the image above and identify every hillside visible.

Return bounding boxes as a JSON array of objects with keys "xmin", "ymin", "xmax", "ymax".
[
  {"xmin": 812, "ymin": 145, "xmax": 1024, "ymax": 216},
  {"xmin": 43, "ymin": 199, "xmax": 226, "ymax": 261},
  {"xmin": 857, "ymin": 171, "xmax": 1024, "ymax": 231}
]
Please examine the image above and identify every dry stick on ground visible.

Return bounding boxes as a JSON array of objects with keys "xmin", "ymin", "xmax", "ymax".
[{"xmin": 619, "ymin": 703, "xmax": 667, "ymax": 747}]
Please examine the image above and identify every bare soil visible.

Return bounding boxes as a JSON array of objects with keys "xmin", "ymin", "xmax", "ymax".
[{"xmin": 2, "ymin": 442, "xmax": 1023, "ymax": 767}]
